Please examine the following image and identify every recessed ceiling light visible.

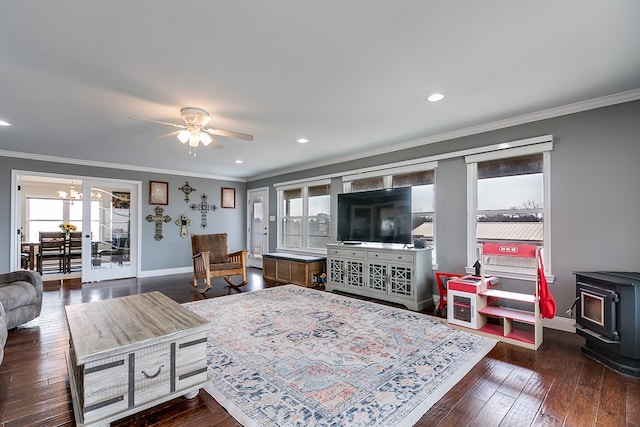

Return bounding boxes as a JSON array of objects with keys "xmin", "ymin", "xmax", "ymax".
[
  {"xmin": 0, "ymin": 120, "xmax": 12, "ymax": 127},
  {"xmin": 235, "ymin": 160, "xmax": 243, "ymax": 164},
  {"xmin": 426, "ymin": 93, "xmax": 444, "ymax": 102},
  {"xmin": 297, "ymin": 138, "xmax": 309, "ymax": 144}
]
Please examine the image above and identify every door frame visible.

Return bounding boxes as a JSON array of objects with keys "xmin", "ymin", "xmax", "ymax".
[
  {"xmin": 10, "ymin": 170, "xmax": 141, "ymax": 280},
  {"xmin": 246, "ymin": 187, "xmax": 270, "ymax": 269}
]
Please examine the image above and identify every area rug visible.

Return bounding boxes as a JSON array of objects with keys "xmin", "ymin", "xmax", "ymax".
[{"xmin": 183, "ymin": 285, "xmax": 496, "ymax": 427}]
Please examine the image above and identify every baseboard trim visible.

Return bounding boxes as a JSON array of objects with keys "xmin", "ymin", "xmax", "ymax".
[
  {"xmin": 139, "ymin": 266, "xmax": 192, "ymax": 278},
  {"xmin": 543, "ymin": 316, "xmax": 575, "ymax": 333}
]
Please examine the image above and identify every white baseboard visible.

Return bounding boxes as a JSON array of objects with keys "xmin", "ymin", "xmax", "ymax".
[
  {"xmin": 139, "ymin": 266, "xmax": 192, "ymax": 278},
  {"xmin": 543, "ymin": 316, "xmax": 575, "ymax": 333}
]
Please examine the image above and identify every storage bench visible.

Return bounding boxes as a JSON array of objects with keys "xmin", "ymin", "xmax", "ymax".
[{"xmin": 263, "ymin": 253, "xmax": 326, "ymax": 288}]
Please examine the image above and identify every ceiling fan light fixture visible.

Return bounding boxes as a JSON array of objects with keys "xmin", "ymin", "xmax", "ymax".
[
  {"xmin": 189, "ymin": 134, "xmax": 200, "ymax": 147},
  {"xmin": 177, "ymin": 130, "xmax": 190, "ymax": 143},
  {"xmin": 200, "ymin": 132, "xmax": 212, "ymax": 146}
]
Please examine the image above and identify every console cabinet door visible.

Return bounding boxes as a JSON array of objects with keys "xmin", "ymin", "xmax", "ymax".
[
  {"xmin": 327, "ymin": 257, "xmax": 346, "ymax": 287},
  {"xmin": 344, "ymin": 258, "xmax": 365, "ymax": 290},
  {"xmin": 366, "ymin": 260, "xmax": 388, "ymax": 294},
  {"xmin": 388, "ymin": 263, "xmax": 414, "ymax": 299}
]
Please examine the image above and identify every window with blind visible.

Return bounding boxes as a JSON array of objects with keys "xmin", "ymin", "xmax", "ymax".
[
  {"xmin": 392, "ymin": 170, "xmax": 435, "ymax": 248},
  {"xmin": 477, "ymin": 154, "xmax": 543, "ymax": 269},
  {"xmin": 467, "ymin": 141, "xmax": 552, "ymax": 278}
]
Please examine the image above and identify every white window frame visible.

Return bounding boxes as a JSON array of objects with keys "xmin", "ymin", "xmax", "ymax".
[
  {"xmin": 276, "ymin": 178, "xmax": 331, "ymax": 254},
  {"xmin": 465, "ymin": 137, "xmax": 553, "ymax": 281}
]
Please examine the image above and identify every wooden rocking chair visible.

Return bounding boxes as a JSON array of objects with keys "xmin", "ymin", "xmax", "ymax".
[{"xmin": 191, "ymin": 233, "xmax": 248, "ymax": 292}]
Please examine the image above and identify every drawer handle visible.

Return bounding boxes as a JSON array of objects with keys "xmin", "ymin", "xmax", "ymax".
[{"xmin": 142, "ymin": 365, "xmax": 164, "ymax": 379}]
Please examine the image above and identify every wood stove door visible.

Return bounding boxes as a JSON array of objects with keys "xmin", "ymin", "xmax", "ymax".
[{"xmin": 576, "ymin": 281, "xmax": 619, "ymax": 341}]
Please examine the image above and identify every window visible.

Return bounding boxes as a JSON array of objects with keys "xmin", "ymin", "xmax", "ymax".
[
  {"xmin": 393, "ymin": 170, "xmax": 435, "ymax": 247},
  {"xmin": 26, "ymin": 198, "xmax": 64, "ymax": 242},
  {"xmin": 278, "ymin": 181, "xmax": 330, "ymax": 252},
  {"xmin": 342, "ymin": 163, "xmax": 437, "ymax": 261},
  {"xmin": 26, "ymin": 197, "xmax": 102, "ymax": 243},
  {"xmin": 466, "ymin": 140, "xmax": 552, "ymax": 279}
]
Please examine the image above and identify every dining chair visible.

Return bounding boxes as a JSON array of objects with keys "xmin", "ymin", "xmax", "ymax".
[{"xmin": 36, "ymin": 232, "xmax": 65, "ymax": 274}]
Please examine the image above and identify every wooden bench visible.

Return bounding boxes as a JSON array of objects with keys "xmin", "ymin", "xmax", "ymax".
[{"xmin": 263, "ymin": 253, "xmax": 326, "ymax": 288}]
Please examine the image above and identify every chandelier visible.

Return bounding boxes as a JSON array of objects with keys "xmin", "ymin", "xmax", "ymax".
[
  {"xmin": 57, "ymin": 181, "xmax": 82, "ymax": 200},
  {"xmin": 57, "ymin": 181, "xmax": 102, "ymax": 201}
]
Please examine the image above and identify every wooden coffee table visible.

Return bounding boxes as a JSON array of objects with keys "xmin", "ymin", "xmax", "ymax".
[{"xmin": 65, "ymin": 291, "xmax": 211, "ymax": 427}]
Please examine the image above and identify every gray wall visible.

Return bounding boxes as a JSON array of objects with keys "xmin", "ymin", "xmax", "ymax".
[
  {"xmin": 0, "ymin": 158, "xmax": 246, "ymax": 272},
  {"xmin": 249, "ymin": 100, "xmax": 640, "ymax": 318}
]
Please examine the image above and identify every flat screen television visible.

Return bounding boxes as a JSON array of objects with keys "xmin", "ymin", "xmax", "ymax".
[{"xmin": 337, "ymin": 187, "xmax": 412, "ymax": 244}]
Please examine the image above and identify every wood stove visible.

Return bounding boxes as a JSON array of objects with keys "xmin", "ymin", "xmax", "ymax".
[{"xmin": 573, "ymin": 271, "xmax": 640, "ymax": 377}]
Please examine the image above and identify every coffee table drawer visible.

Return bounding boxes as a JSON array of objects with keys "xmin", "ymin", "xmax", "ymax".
[{"xmin": 132, "ymin": 341, "xmax": 172, "ymax": 407}]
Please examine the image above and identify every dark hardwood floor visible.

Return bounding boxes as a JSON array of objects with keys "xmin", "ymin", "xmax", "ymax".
[{"xmin": 1, "ymin": 269, "xmax": 638, "ymax": 427}]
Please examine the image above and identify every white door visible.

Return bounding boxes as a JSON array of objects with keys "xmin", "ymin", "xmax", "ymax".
[
  {"xmin": 81, "ymin": 179, "xmax": 139, "ymax": 282},
  {"xmin": 246, "ymin": 188, "xmax": 269, "ymax": 268}
]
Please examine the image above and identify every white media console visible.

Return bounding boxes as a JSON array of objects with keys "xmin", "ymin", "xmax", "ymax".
[{"xmin": 325, "ymin": 243, "xmax": 433, "ymax": 311}]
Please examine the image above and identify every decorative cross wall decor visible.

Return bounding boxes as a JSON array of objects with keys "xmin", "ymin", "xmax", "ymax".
[
  {"xmin": 175, "ymin": 214, "xmax": 192, "ymax": 238},
  {"xmin": 146, "ymin": 206, "xmax": 172, "ymax": 241},
  {"xmin": 179, "ymin": 181, "xmax": 196, "ymax": 203},
  {"xmin": 190, "ymin": 193, "xmax": 217, "ymax": 229}
]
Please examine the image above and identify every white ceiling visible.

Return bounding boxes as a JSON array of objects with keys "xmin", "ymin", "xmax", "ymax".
[{"xmin": 1, "ymin": 1, "xmax": 639, "ymax": 181}]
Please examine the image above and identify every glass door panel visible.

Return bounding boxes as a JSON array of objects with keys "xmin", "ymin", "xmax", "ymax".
[
  {"xmin": 247, "ymin": 188, "xmax": 269, "ymax": 268},
  {"xmin": 82, "ymin": 180, "xmax": 138, "ymax": 282}
]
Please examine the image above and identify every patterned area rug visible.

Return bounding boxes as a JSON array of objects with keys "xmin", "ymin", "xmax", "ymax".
[{"xmin": 183, "ymin": 285, "xmax": 496, "ymax": 427}]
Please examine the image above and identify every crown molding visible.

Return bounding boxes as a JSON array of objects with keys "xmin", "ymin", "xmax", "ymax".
[
  {"xmin": 248, "ymin": 88, "xmax": 640, "ymax": 181},
  {"xmin": 0, "ymin": 150, "xmax": 247, "ymax": 183}
]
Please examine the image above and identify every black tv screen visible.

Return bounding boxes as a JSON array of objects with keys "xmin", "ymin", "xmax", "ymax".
[{"xmin": 337, "ymin": 187, "xmax": 412, "ymax": 244}]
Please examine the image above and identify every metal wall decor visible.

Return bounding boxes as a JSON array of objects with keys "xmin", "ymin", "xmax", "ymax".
[
  {"xmin": 175, "ymin": 214, "xmax": 192, "ymax": 238},
  {"xmin": 190, "ymin": 194, "xmax": 217, "ymax": 229},
  {"xmin": 146, "ymin": 206, "xmax": 172, "ymax": 240},
  {"xmin": 179, "ymin": 181, "xmax": 196, "ymax": 203}
]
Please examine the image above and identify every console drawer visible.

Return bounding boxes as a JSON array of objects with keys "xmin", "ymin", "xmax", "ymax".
[
  {"xmin": 327, "ymin": 248, "xmax": 365, "ymax": 259},
  {"xmin": 367, "ymin": 251, "xmax": 414, "ymax": 264}
]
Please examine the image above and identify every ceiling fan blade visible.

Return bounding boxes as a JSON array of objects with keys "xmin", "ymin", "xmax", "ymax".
[
  {"xmin": 210, "ymin": 138, "xmax": 224, "ymax": 149},
  {"xmin": 203, "ymin": 127, "xmax": 254, "ymax": 141},
  {"xmin": 156, "ymin": 130, "xmax": 180, "ymax": 140},
  {"xmin": 129, "ymin": 116, "xmax": 187, "ymax": 129}
]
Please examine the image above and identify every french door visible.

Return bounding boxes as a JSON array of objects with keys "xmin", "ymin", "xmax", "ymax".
[
  {"xmin": 81, "ymin": 179, "xmax": 139, "ymax": 282},
  {"xmin": 246, "ymin": 188, "xmax": 269, "ymax": 268}
]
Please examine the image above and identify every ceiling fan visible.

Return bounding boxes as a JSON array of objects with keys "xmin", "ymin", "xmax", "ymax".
[{"xmin": 130, "ymin": 107, "xmax": 253, "ymax": 156}]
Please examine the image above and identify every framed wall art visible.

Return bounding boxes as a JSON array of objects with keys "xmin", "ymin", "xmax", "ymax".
[
  {"xmin": 149, "ymin": 181, "xmax": 169, "ymax": 205},
  {"xmin": 221, "ymin": 187, "xmax": 236, "ymax": 209}
]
